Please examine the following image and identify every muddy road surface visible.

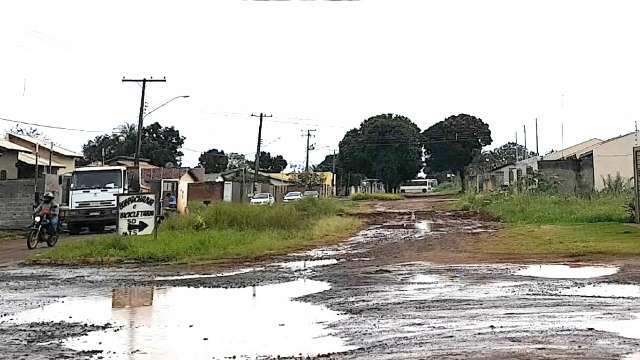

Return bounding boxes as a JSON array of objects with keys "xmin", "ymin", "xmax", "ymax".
[{"xmin": 1, "ymin": 198, "xmax": 640, "ymax": 359}]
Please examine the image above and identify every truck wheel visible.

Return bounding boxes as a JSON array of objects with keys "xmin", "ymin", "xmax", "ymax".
[
  {"xmin": 422, "ymin": 188, "xmax": 427, "ymax": 193},
  {"xmin": 68, "ymin": 224, "xmax": 81, "ymax": 235}
]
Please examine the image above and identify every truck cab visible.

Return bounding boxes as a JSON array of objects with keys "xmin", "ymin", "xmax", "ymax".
[{"xmin": 62, "ymin": 166, "xmax": 128, "ymax": 234}]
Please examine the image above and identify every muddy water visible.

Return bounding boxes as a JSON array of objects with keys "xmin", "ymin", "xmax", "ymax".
[
  {"xmin": 3, "ymin": 212, "xmax": 640, "ymax": 359},
  {"xmin": 10, "ymin": 279, "xmax": 353, "ymax": 359}
]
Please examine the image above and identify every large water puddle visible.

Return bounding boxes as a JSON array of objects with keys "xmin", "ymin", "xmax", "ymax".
[
  {"xmin": 11, "ymin": 279, "xmax": 353, "ymax": 359},
  {"xmin": 515, "ymin": 264, "xmax": 619, "ymax": 279}
]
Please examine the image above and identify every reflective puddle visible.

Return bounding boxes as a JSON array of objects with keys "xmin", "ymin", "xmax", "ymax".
[
  {"xmin": 515, "ymin": 264, "xmax": 619, "ymax": 278},
  {"xmin": 155, "ymin": 268, "xmax": 259, "ymax": 281},
  {"xmin": 275, "ymin": 259, "xmax": 339, "ymax": 270},
  {"xmin": 562, "ymin": 283, "xmax": 640, "ymax": 298},
  {"xmin": 11, "ymin": 279, "xmax": 353, "ymax": 359}
]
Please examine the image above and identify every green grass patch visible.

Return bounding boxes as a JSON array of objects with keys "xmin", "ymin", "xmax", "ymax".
[
  {"xmin": 0, "ymin": 230, "xmax": 21, "ymax": 242},
  {"xmin": 32, "ymin": 199, "xmax": 363, "ymax": 265},
  {"xmin": 456, "ymin": 193, "xmax": 631, "ymax": 224},
  {"xmin": 350, "ymin": 193, "xmax": 404, "ymax": 201},
  {"xmin": 480, "ymin": 223, "xmax": 640, "ymax": 258}
]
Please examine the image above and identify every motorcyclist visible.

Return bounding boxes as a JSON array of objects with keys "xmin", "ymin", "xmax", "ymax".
[{"xmin": 33, "ymin": 192, "xmax": 59, "ymax": 236}]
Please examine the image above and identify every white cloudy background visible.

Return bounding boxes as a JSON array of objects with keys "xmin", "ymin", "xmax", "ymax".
[{"xmin": 1, "ymin": 0, "xmax": 640, "ymax": 168}]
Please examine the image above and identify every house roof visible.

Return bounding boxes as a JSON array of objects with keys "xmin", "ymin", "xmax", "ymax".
[
  {"xmin": 18, "ymin": 152, "xmax": 65, "ymax": 168},
  {"xmin": 7, "ymin": 133, "xmax": 83, "ymax": 158},
  {"xmin": 489, "ymin": 163, "xmax": 515, "ymax": 172},
  {"xmin": 106, "ymin": 156, "xmax": 157, "ymax": 169},
  {"xmin": 544, "ymin": 138, "xmax": 603, "ymax": 161},
  {"xmin": 0, "ymin": 139, "xmax": 31, "ymax": 152}
]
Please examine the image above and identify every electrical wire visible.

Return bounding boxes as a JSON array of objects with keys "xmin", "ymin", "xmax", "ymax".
[{"xmin": 0, "ymin": 116, "xmax": 107, "ymax": 133}]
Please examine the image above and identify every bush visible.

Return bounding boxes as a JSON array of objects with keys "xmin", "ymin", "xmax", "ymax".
[{"xmin": 350, "ymin": 193, "xmax": 404, "ymax": 201}]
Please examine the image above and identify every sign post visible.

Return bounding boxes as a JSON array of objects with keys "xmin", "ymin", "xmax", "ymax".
[
  {"xmin": 633, "ymin": 147, "xmax": 640, "ymax": 224},
  {"xmin": 117, "ymin": 193, "xmax": 157, "ymax": 236}
]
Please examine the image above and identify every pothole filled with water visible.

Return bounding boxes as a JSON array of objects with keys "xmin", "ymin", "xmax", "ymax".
[
  {"xmin": 515, "ymin": 264, "xmax": 619, "ymax": 279},
  {"xmin": 10, "ymin": 279, "xmax": 353, "ymax": 359}
]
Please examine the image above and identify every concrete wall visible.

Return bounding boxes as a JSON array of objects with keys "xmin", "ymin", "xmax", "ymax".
[
  {"xmin": 188, "ymin": 182, "xmax": 224, "ymax": 206},
  {"xmin": 538, "ymin": 158, "xmax": 595, "ymax": 194},
  {"xmin": 0, "ymin": 179, "xmax": 43, "ymax": 229},
  {"xmin": 592, "ymin": 133, "xmax": 635, "ymax": 191},
  {"xmin": 0, "ymin": 151, "xmax": 18, "ymax": 180}
]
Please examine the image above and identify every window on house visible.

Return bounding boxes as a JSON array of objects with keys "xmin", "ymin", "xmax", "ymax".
[{"xmin": 0, "ymin": 170, "xmax": 6, "ymax": 180}]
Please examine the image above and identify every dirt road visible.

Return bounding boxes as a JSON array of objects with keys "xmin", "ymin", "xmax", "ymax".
[{"xmin": 1, "ymin": 197, "xmax": 639, "ymax": 359}]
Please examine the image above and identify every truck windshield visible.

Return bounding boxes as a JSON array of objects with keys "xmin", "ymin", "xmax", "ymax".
[{"xmin": 73, "ymin": 170, "xmax": 122, "ymax": 190}]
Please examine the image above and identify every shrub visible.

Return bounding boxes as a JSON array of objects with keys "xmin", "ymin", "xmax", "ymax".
[{"xmin": 350, "ymin": 193, "xmax": 404, "ymax": 201}]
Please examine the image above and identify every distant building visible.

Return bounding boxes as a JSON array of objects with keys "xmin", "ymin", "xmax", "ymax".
[{"xmin": 6, "ymin": 133, "xmax": 82, "ymax": 174}]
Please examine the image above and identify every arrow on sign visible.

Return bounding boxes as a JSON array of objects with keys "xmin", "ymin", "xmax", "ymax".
[{"xmin": 128, "ymin": 221, "xmax": 149, "ymax": 232}]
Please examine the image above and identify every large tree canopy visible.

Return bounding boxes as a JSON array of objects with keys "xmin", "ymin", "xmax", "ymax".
[
  {"xmin": 338, "ymin": 113, "xmax": 422, "ymax": 191},
  {"xmin": 422, "ymin": 114, "xmax": 492, "ymax": 190},
  {"xmin": 467, "ymin": 142, "xmax": 535, "ymax": 174},
  {"xmin": 248, "ymin": 151, "xmax": 288, "ymax": 173},
  {"xmin": 198, "ymin": 148, "xmax": 228, "ymax": 173},
  {"xmin": 81, "ymin": 122, "xmax": 185, "ymax": 167}
]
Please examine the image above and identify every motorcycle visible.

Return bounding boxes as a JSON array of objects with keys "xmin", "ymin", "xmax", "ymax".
[{"xmin": 27, "ymin": 210, "xmax": 60, "ymax": 250}]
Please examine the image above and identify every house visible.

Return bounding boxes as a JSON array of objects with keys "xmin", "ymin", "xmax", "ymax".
[
  {"xmin": 543, "ymin": 138, "xmax": 603, "ymax": 161},
  {"xmin": 587, "ymin": 132, "xmax": 636, "ymax": 191},
  {"xmin": 6, "ymin": 133, "xmax": 82, "ymax": 174},
  {"xmin": 0, "ymin": 138, "xmax": 67, "ymax": 180},
  {"xmin": 0, "ymin": 139, "xmax": 31, "ymax": 180}
]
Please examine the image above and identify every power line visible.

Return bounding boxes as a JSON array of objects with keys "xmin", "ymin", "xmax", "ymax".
[{"xmin": 0, "ymin": 116, "xmax": 107, "ymax": 133}]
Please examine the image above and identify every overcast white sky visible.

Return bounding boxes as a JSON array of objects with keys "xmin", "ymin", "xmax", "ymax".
[{"xmin": 2, "ymin": 0, "xmax": 640, "ymax": 168}]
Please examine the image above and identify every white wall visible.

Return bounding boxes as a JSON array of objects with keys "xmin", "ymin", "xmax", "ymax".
[{"xmin": 592, "ymin": 133, "xmax": 635, "ymax": 191}]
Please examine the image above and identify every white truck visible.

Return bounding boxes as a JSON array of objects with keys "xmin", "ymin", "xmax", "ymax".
[{"xmin": 60, "ymin": 166, "xmax": 130, "ymax": 234}]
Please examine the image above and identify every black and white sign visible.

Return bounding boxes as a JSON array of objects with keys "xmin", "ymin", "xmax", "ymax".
[{"xmin": 117, "ymin": 193, "xmax": 156, "ymax": 236}]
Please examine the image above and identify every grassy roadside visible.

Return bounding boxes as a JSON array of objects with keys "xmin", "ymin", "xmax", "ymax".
[
  {"xmin": 30, "ymin": 199, "xmax": 363, "ymax": 265},
  {"xmin": 350, "ymin": 193, "xmax": 404, "ymax": 201},
  {"xmin": 0, "ymin": 231, "xmax": 21, "ymax": 242},
  {"xmin": 457, "ymin": 193, "xmax": 639, "ymax": 259}
]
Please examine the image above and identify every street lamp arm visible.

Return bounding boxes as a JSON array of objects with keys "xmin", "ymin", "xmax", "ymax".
[{"xmin": 143, "ymin": 95, "xmax": 190, "ymax": 119}]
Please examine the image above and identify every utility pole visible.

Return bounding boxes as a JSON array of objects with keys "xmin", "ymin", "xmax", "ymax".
[
  {"xmin": 515, "ymin": 131, "xmax": 519, "ymax": 162},
  {"xmin": 523, "ymin": 124, "xmax": 527, "ymax": 159},
  {"xmin": 251, "ymin": 113, "xmax": 272, "ymax": 192},
  {"xmin": 535, "ymin": 118, "xmax": 539, "ymax": 156},
  {"xmin": 304, "ymin": 129, "xmax": 317, "ymax": 172},
  {"xmin": 122, "ymin": 77, "xmax": 166, "ymax": 166},
  {"xmin": 48, "ymin": 142, "xmax": 53, "ymax": 174},
  {"xmin": 34, "ymin": 143, "xmax": 39, "ymax": 203},
  {"xmin": 332, "ymin": 149, "xmax": 337, "ymax": 196}
]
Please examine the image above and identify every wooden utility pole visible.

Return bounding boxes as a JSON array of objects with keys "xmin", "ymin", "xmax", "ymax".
[
  {"xmin": 122, "ymin": 77, "xmax": 166, "ymax": 168},
  {"xmin": 535, "ymin": 118, "xmax": 539, "ymax": 155},
  {"xmin": 251, "ymin": 113, "xmax": 272, "ymax": 192},
  {"xmin": 33, "ymin": 143, "xmax": 39, "ymax": 203},
  {"xmin": 332, "ymin": 149, "xmax": 337, "ymax": 196},
  {"xmin": 304, "ymin": 129, "xmax": 317, "ymax": 172},
  {"xmin": 523, "ymin": 125, "xmax": 527, "ymax": 159},
  {"xmin": 48, "ymin": 141, "xmax": 53, "ymax": 174}
]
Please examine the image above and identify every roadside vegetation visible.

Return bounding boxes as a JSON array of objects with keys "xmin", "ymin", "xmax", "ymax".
[
  {"xmin": 457, "ymin": 192, "xmax": 640, "ymax": 259},
  {"xmin": 350, "ymin": 193, "xmax": 404, "ymax": 201},
  {"xmin": 32, "ymin": 198, "xmax": 362, "ymax": 264},
  {"xmin": 0, "ymin": 231, "xmax": 20, "ymax": 242}
]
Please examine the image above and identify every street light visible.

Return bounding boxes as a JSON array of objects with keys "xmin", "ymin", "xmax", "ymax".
[{"xmin": 143, "ymin": 95, "xmax": 190, "ymax": 119}]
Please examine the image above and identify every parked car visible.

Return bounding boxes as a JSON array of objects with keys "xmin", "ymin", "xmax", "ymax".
[
  {"xmin": 250, "ymin": 193, "xmax": 275, "ymax": 206},
  {"xmin": 283, "ymin": 191, "xmax": 303, "ymax": 203},
  {"xmin": 303, "ymin": 190, "xmax": 319, "ymax": 198}
]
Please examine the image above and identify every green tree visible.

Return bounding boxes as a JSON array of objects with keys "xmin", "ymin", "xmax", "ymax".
[
  {"xmin": 248, "ymin": 151, "xmax": 288, "ymax": 173},
  {"xmin": 467, "ymin": 142, "xmax": 535, "ymax": 174},
  {"xmin": 227, "ymin": 152, "xmax": 248, "ymax": 170},
  {"xmin": 198, "ymin": 148, "xmax": 228, "ymax": 173},
  {"xmin": 81, "ymin": 122, "xmax": 185, "ymax": 167},
  {"xmin": 422, "ymin": 114, "xmax": 492, "ymax": 191},
  {"xmin": 338, "ymin": 113, "xmax": 422, "ymax": 191},
  {"xmin": 314, "ymin": 154, "xmax": 338, "ymax": 173}
]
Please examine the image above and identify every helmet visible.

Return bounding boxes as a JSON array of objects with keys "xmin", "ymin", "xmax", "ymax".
[{"xmin": 43, "ymin": 192, "xmax": 55, "ymax": 199}]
